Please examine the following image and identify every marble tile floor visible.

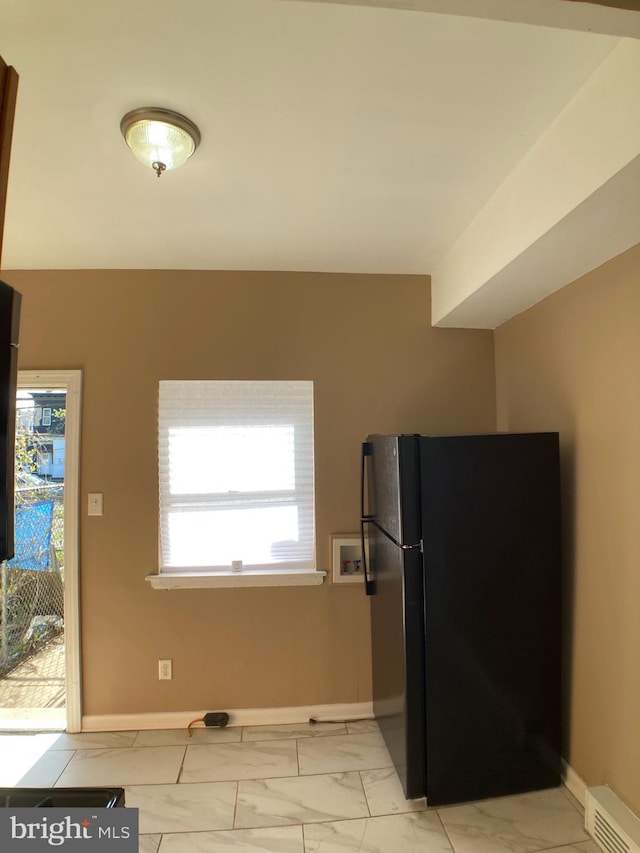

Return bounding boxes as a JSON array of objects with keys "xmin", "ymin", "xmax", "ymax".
[{"xmin": 0, "ymin": 720, "xmax": 595, "ymax": 853}]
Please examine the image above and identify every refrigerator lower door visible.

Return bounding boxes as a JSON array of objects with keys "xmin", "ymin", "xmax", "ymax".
[
  {"xmin": 370, "ymin": 530, "xmax": 425, "ymax": 799},
  {"xmin": 367, "ymin": 434, "xmax": 425, "ymax": 800}
]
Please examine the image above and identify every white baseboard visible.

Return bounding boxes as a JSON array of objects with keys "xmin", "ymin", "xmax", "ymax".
[
  {"xmin": 81, "ymin": 701, "xmax": 374, "ymax": 733},
  {"xmin": 562, "ymin": 759, "xmax": 587, "ymax": 807},
  {"xmin": 81, "ymin": 709, "xmax": 586, "ymax": 808}
]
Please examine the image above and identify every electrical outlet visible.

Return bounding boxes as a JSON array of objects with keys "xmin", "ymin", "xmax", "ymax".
[{"xmin": 158, "ymin": 659, "xmax": 172, "ymax": 680}]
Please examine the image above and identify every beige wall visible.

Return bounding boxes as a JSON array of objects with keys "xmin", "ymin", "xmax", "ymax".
[
  {"xmin": 4, "ymin": 269, "xmax": 496, "ymax": 717},
  {"xmin": 495, "ymin": 243, "xmax": 640, "ymax": 813}
]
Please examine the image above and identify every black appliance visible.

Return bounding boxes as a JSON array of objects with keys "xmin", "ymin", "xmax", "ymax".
[
  {"xmin": 0, "ymin": 278, "xmax": 20, "ymax": 561},
  {"xmin": 0, "ymin": 787, "xmax": 125, "ymax": 808},
  {"xmin": 361, "ymin": 432, "xmax": 562, "ymax": 806}
]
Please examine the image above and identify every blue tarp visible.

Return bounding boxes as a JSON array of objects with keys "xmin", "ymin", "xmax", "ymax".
[{"xmin": 7, "ymin": 500, "xmax": 54, "ymax": 572}]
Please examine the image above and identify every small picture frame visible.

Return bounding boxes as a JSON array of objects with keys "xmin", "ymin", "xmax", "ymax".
[{"xmin": 331, "ymin": 534, "xmax": 363, "ymax": 584}]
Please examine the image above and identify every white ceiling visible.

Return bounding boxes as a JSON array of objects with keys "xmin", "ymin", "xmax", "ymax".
[{"xmin": 1, "ymin": 0, "xmax": 638, "ymax": 327}]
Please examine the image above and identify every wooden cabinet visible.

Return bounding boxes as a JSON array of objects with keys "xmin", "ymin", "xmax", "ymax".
[{"xmin": 0, "ymin": 55, "xmax": 18, "ymax": 269}]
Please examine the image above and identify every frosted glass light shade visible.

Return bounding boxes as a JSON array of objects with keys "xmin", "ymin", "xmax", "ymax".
[{"xmin": 120, "ymin": 108, "xmax": 200, "ymax": 176}]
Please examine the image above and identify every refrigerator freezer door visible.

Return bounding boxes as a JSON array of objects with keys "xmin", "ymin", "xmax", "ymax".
[{"xmin": 366, "ymin": 435, "xmax": 421, "ymax": 548}]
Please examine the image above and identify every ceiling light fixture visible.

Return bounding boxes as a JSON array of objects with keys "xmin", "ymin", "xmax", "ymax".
[{"xmin": 120, "ymin": 107, "xmax": 201, "ymax": 178}]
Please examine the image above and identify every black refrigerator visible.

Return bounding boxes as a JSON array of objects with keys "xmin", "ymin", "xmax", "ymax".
[{"xmin": 360, "ymin": 432, "xmax": 562, "ymax": 806}]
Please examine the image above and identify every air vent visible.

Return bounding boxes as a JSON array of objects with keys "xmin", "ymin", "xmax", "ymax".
[{"xmin": 586, "ymin": 787, "xmax": 640, "ymax": 853}]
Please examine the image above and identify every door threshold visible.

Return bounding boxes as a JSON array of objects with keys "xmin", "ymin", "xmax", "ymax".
[{"xmin": 0, "ymin": 708, "xmax": 66, "ymax": 731}]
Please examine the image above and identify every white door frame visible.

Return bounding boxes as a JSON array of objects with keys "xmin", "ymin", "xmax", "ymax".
[{"xmin": 18, "ymin": 370, "xmax": 82, "ymax": 732}]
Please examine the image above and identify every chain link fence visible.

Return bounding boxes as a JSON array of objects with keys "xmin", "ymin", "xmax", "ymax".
[{"xmin": 0, "ymin": 482, "xmax": 64, "ymax": 678}]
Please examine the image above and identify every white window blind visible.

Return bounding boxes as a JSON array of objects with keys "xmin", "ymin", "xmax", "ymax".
[{"xmin": 158, "ymin": 380, "xmax": 315, "ymax": 573}]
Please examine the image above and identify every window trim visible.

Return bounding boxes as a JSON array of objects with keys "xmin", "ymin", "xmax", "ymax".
[
  {"xmin": 145, "ymin": 568, "xmax": 325, "ymax": 589},
  {"xmin": 153, "ymin": 380, "xmax": 324, "ymax": 589}
]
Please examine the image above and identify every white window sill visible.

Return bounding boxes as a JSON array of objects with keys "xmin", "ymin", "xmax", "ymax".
[{"xmin": 145, "ymin": 570, "xmax": 326, "ymax": 590}]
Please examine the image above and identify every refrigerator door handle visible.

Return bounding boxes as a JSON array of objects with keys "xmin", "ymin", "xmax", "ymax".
[
  {"xmin": 361, "ymin": 518, "xmax": 376, "ymax": 596},
  {"xmin": 370, "ymin": 518, "xmax": 421, "ymax": 551},
  {"xmin": 361, "ymin": 441, "xmax": 373, "ymax": 521},
  {"xmin": 360, "ymin": 442, "xmax": 376, "ymax": 595}
]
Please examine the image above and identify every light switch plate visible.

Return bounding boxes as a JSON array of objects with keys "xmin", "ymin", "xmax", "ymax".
[{"xmin": 88, "ymin": 493, "xmax": 103, "ymax": 516}]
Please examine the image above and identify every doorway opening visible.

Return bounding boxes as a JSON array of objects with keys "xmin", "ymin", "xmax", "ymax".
[{"xmin": 0, "ymin": 370, "xmax": 81, "ymax": 731}]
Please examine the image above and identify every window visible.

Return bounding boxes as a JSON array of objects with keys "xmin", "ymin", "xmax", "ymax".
[
  {"xmin": 41, "ymin": 407, "xmax": 52, "ymax": 427},
  {"xmin": 152, "ymin": 380, "xmax": 322, "ymax": 588}
]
